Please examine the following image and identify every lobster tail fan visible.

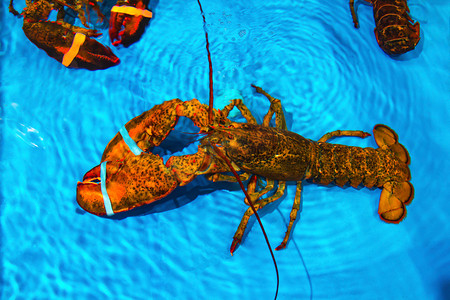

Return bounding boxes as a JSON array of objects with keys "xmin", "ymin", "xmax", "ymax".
[
  {"xmin": 388, "ymin": 143, "xmax": 410, "ymax": 165},
  {"xmin": 378, "ymin": 181, "xmax": 414, "ymax": 223},
  {"xmin": 373, "ymin": 124, "xmax": 398, "ymax": 146},
  {"xmin": 374, "ymin": 124, "xmax": 414, "ymax": 223},
  {"xmin": 373, "ymin": 124, "xmax": 410, "ymax": 164}
]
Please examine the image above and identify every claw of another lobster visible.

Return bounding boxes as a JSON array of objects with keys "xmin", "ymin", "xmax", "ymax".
[
  {"xmin": 23, "ymin": 21, "xmax": 120, "ymax": 70},
  {"xmin": 109, "ymin": 0, "xmax": 152, "ymax": 47}
]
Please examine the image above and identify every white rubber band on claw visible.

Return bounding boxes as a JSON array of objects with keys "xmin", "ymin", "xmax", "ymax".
[
  {"xmin": 100, "ymin": 161, "xmax": 114, "ymax": 216},
  {"xmin": 119, "ymin": 125, "xmax": 143, "ymax": 155},
  {"xmin": 62, "ymin": 33, "xmax": 86, "ymax": 67},
  {"xmin": 111, "ymin": 5, "xmax": 153, "ymax": 18}
]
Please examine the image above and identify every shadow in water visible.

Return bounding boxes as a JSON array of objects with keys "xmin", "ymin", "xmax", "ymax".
[
  {"xmin": 276, "ymin": 207, "xmax": 313, "ymax": 300},
  {"xmin": 441, "ymin": 279, "xmax": 450, "ymax": 300}
]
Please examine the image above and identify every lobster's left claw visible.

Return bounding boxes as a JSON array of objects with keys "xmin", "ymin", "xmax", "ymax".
[{"xmin": 109, "ymin": 0, "xmax": 152, "ymax": 47}]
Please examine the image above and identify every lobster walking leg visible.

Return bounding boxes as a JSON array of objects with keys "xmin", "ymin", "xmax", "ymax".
[
  {"xmin": 9, "ymin": 0, "xmax": 20, "ymax": 16},
  {"xmin": 242, "ymin": 176, "xmax": 278, "ymax": 206},
  {"xmin": 231, "ymin": 181, "xmax": 287, "ymax": 253},
  {"xmin": 276, "ymin": 182, "xmax": 303, "ymax": 250},
  {"xmin": 228, "ymin": 86, "xmax": 293, "ymax": 252},
  {"xmin": 220, "ymin": 98, "xmax": 258, "ymax": 124},
  {"xmin": 349, "ymin": 0, "xmax": 369, "ymax": 28},
  {"xmin": 318, "ymin": 130, "xmax": 371, "ymax": 142},
  {"xmin": 253, "ymin": 85, "xmax": 287, "ymax": 130},
  {"xmin": 207, "ymin": 172, "xmax": 252, "ymax": 183}
]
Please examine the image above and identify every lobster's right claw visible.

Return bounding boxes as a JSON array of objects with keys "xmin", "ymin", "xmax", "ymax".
[
  {"xmin": 77, "ymin": 153, "xmax": 178, "ymax": 216},
  {"xmin": 109, "ymin": 0, "xmax": 152, "ymax": 47}
]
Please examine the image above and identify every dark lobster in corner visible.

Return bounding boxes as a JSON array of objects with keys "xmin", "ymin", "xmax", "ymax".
[
  {"xmin": 76, "ymin": 86, "xmax": 414, "ymax": 253},
  {"xmin": 349, "ymin": 0, "xmax": 420, "ymax": 55},
  {"xmin": 9, "ymin": 0, "xmax": 120, "ymax": 70}
]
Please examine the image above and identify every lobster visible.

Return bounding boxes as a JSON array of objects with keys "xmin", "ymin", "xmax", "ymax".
[
  {"xmin": 109, "ymin": 0, "xmax": 152, "ymax": 47},
  {"xmin": 9, "ymin": 0, "xmax": 120, "ymax": 70},
  {"xmin": 349, "ymin": 0, "xmax": 420, "ymax": 55},
  {"xmin": 76, "ymin": 85, "xmax": 414, "ymax": 254}
]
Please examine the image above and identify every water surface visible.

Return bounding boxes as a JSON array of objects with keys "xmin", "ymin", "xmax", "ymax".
[{"xmin": 1, "ymin": 0, "xmax": 449, "ymax": 299}]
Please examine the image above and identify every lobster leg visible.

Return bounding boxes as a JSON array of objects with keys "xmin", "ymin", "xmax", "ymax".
[
  {"xmin": 220, "ymin": 98, "xmax": 258, "ymax": 124},
  {"xmin": 275, "ymin": 181, "xmax": 303, "ymax": 250},
  {"xmin": 207, "ymin": 172, "xmax": 252, "ymax": 183},
  {"xmin": 349, "ymin": 0, "xmax": 361, "ymax": 28},
  {"xmin": 349, "ymin": 0, "xmax": 374, "ymax": 28},
  {"xmin": 253, "ymin": 85, "xmax": 287, "ymax": 130},
  {"xmin": 318, "ymin": 130, "xmax": 371, "ymax": 142},
  {"xmin": 243, "ymin": 176, "xmax": 277, "ymax": 206},
  {"xmin": 9, "ymin": 0, "xmax": 20, "ymax": 16},
  {"xmin": 230, "ymin": 181, "xmax": 286, "ymax": 254}
]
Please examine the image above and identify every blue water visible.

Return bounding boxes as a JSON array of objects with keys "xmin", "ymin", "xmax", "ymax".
[{"xmin": 1, "ymin": 0, "xmax": 449, "ymax": 299}]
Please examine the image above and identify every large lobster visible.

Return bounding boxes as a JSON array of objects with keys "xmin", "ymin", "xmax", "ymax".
[
  {"xmin": 77, "ymin": 85, "xmax": 414, "ymax": 253},
  {"xmin": 349, "ymin": 0, "xmax": 420, "ymax": 55}
]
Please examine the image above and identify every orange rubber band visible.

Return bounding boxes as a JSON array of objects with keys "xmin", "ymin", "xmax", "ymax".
[
  {"xmin": 62, "ymin": 33, "xmax": 86, "ymax": 67},
  {"xmin": 111, "ymin": 5, "xmax": 153, "ymax": 18}
]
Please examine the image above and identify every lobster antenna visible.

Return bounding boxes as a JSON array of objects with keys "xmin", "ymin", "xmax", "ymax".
[
  {"xmin": 210, "ymin": 143, "xmax": 280, "ymax": 300},
  {"xmin": 196, "ymin": 0, "xmax": 215, "ymax": 125},
  {"xmin": 196, "ymin": 2, "xmax": 278, "ymax": 299}
]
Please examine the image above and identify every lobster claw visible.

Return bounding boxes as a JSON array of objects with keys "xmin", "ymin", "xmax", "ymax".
[
  {"xmin": 67, "ymin": 33, "xmax": 121, "ymax": 70},
  {"xmin": 109, "ymin": 0, "xmax": 152, "ymax": 47},
  {"xmin": 77, "ymin": 164, "xmax": 105, "ymax": 215},
  {"xmin": 22, "ymin": 21, "xmax": 120, "ymax": 70},
  {"xmin": 77, "ymin": 153, "xmax": 179, "ymax": 216}
]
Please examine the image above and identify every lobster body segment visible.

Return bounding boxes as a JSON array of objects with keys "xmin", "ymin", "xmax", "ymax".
[
  {"xmin": 308, "ymin": 140, "xmax": 410, "ymax": 189},
  {"xmin": 350, "ymin": 0, "xmax": 420, "ymax": 55},
  {"xmin": 77, "ymin": 86, "xmax": 414, "ymax": 252}
]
